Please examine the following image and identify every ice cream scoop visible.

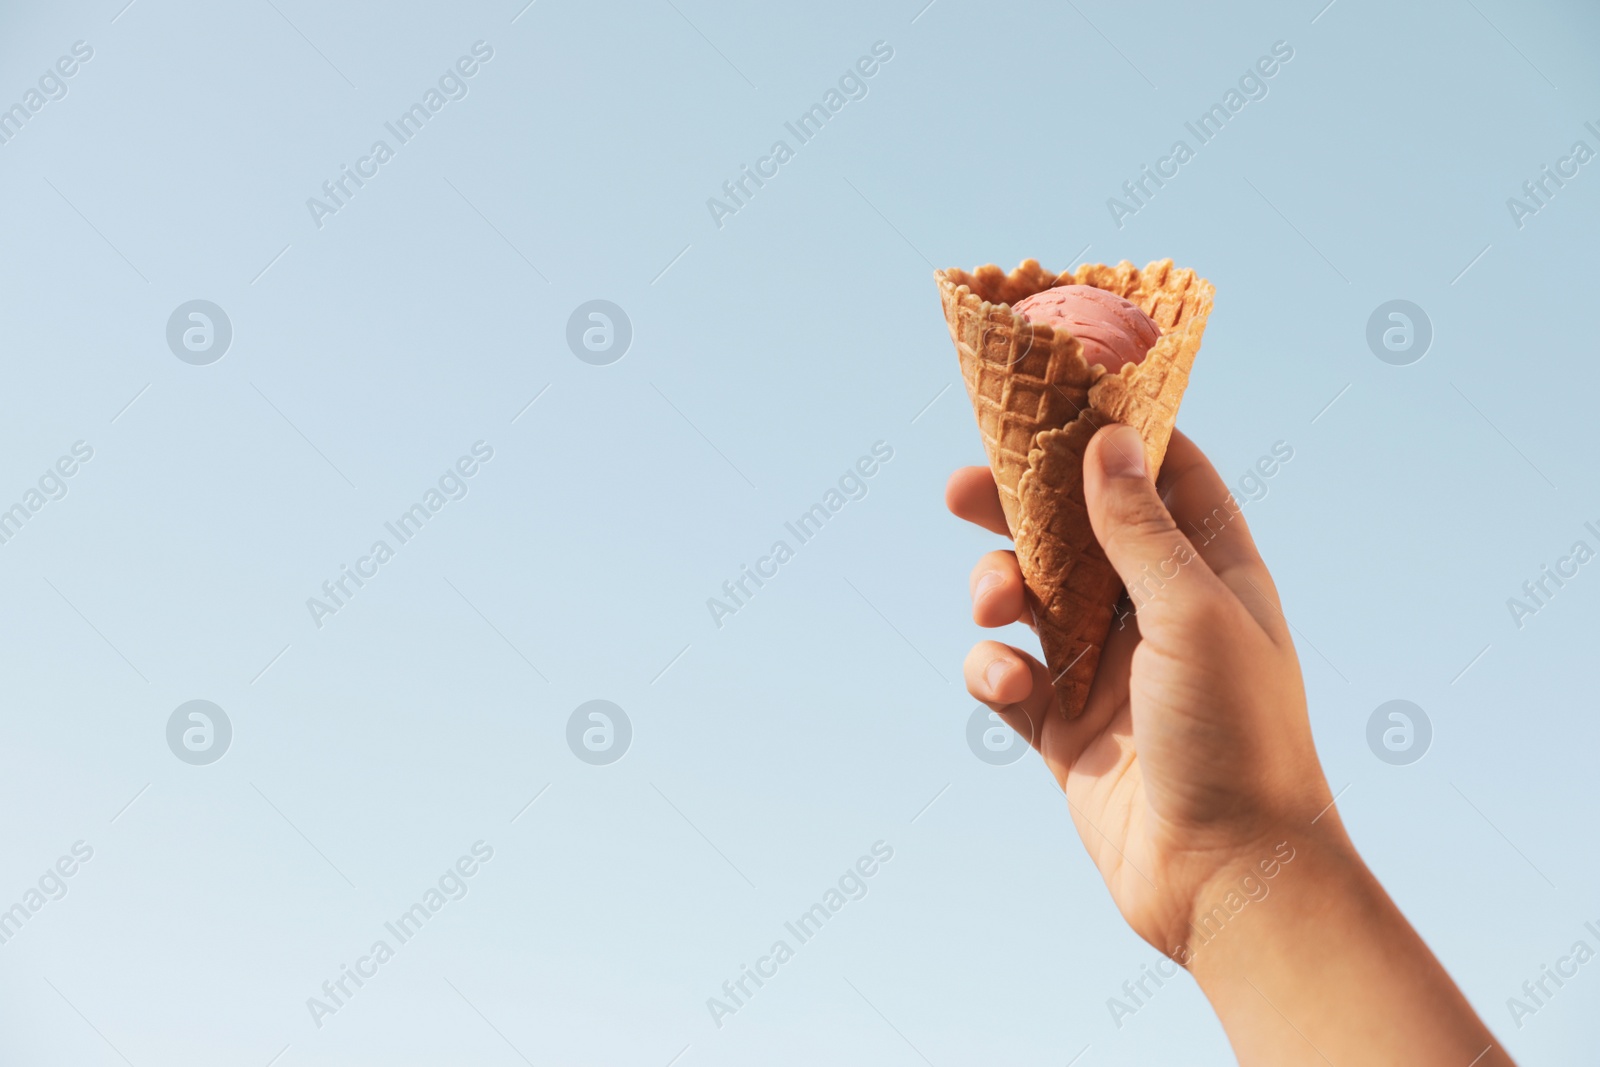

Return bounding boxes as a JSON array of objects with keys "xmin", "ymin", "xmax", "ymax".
[{"xmin": 1011, "ymin": 284, "xmax": 1161, "ymax": 373}]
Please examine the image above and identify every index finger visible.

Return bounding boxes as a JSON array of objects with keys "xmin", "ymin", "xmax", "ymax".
[{"xmin": 945, "ymin": 465, "xmax": 1010, "ymax": 537}]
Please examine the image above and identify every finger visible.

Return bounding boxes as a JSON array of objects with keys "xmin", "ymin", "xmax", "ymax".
[
  {"xmin": 966, "ymin": 639, "xmax": 1121, "ymax": 777},
  {"xmin": 964, "ymin": 639, "xmax": 1036, "ymax": 706},
  {"xmin": 969, "ymin": 550, "xmax": 1029, "ymax": 628},
  {"xmin": 945, "ymin": 466, "xmax": 1011, "ymax": 537},
  {"xmin": 1156, "ymin": 430, "xmax": 1287, "ymax": 636},
  {"xmin": 1083, "ymin": 423, "xmax": 1231, "ymax": 644},
  {"xmin": 963, "ymin": 640, "xmax": 1056, "ymax": 752}
]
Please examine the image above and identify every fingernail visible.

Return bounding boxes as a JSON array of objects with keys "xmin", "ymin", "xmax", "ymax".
[
  {"xmin": 1099, "ymin": 425, "xmax": 1147, "ymax": 479},
  {"xmin": 983, "ymin": 658, "xmax": 1012, "ymax": 695},
  {"xmin": 974, "ymin": 571, "xmax": 1004, "ymax": 603}
]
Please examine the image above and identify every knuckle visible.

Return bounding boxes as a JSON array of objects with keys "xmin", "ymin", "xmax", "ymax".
[{"xmin": 1107, "ymin": 490, "xmax": 1176, "ymax": 544}]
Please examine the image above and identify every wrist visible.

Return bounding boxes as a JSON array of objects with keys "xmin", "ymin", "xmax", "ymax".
[
  {"xmin": 1166, "ymin": 820, "xmax": 1363, "ymax": 974},
  {"xmin": 1177, "ymin": 819, "xmax": 1363, "ymax": 979}
]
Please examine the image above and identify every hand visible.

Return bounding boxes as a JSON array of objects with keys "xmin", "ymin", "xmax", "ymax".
[
  {"xmin": 947, "ymin": 423, "xmax": 1512, "ymax": 1065},
  {"xmin": 949, "ymin": 423, "xmax": 1334, "ymax": 958}
]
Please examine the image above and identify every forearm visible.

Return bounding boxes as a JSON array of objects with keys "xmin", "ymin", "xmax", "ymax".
[{"xmin": 1183, "ymin": 826, "xmax": 1513, "ymax": 1067}]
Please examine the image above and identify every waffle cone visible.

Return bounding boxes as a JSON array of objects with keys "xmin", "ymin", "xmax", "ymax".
[{"xmin": 937, "ymin": 258, "xmax": 1214, "ymax": 718}]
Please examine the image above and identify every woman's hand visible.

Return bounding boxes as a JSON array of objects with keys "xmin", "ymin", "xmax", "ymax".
[
  {"xmin": 948, "ymin": 423, "xmax": 1512, "ymax": 1066},
  {"xmin": 949, "ymin": 423, "xmax": 1333, "ymax": 957}
]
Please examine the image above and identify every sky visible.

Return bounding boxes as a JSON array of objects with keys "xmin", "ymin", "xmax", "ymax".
[{"xmin": 0, "ymin": 0, "xmax": 1598, "ymax": 1063}]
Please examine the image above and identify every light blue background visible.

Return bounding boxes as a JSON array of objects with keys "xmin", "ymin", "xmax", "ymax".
[{"xmin": 1, "ymin": 0, "xmax": 1597, "ymax": 1063}]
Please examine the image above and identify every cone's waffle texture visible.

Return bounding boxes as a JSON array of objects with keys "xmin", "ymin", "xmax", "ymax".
[{"xmin": 937, "ymin": 259, "xmax": 1214, "ymax": 719}]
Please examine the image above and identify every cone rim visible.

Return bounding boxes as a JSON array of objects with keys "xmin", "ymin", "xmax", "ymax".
[{"xmin": 936, "ymin": 258, "xmax": 1213, "ymax": 386}]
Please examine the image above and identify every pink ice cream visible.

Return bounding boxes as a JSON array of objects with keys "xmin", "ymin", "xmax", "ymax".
[{"xmin": 1012, "ymin": 285, "xmax": 1161, "ymax": 373}]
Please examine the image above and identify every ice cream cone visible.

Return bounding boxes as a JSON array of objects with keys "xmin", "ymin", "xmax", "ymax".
[{"xmin": 937, "ymin": 258, "xmax": 1214, "ymax": 719}]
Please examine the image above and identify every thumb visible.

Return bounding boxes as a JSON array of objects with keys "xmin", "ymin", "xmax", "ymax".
[{"xmin": 1083, "ymin": 423, "xmax": 1221, "ymax": 635}]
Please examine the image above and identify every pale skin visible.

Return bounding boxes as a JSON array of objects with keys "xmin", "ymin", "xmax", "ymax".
[{"xmin": 948, "ymin": 422, "xmax": 1514, "ymax": 1067}]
